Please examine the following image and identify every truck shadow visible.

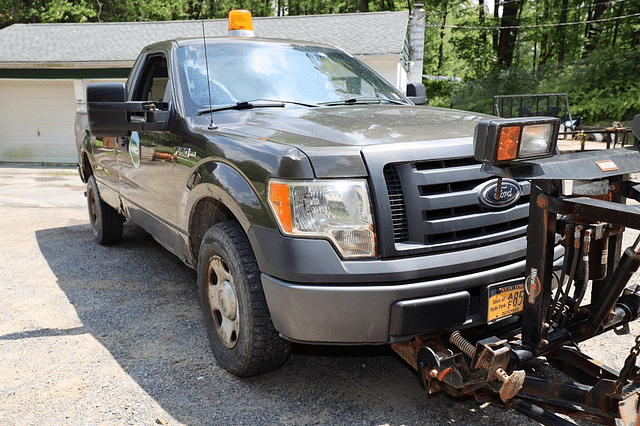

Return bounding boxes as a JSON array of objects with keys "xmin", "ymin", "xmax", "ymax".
[{"xmin": 34, "ymin": 222, "xmax": 542, "ymax": 426}]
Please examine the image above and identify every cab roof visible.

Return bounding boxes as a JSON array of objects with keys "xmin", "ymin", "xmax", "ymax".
[{"xmin": 146, "ymin": 36, "xmax": 346, "ymax": 52}]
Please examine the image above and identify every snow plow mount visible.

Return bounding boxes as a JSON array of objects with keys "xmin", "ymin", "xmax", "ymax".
[{"xmin": 393, "ymin": 115, "xmax": 640, "ymax": 425}]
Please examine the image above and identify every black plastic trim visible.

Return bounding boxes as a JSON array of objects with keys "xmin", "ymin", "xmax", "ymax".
[{"xmin": 389, "ymin": 291, "xmax": 470, "ymax": 337}]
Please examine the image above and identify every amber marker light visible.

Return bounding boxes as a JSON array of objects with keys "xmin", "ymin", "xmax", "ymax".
[
  {"xmin": 474, "ymin": 117, "xmax": 560, "ymax": 166},
  {"xmin": 496, "ymin": 126, "xmax": 520, "ymax": 162},
  {"xmin": 228, "ymin": 10, "xmax": 254, "ymax": 37},
  {"xmin": 267, "ymin": 181, "xmax": 293, "ymax": 233}
]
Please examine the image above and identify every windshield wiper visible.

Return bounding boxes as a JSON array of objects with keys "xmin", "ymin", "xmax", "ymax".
[
  {"xmin": 319, "ymin": 97, "xmax": 406, "ymax": 106},
  {"xmin": 197, "ymin": 99, "xmax": 317, "ymax": 115},
  {"xmin": 198, "ymin": 100, "xmax": 284, "ymax": 115},
  {"xmin": 253, "ymin": 99, "xmax": 319, "ymax": 108}
]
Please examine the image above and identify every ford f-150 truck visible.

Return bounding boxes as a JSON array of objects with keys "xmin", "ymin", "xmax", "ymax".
[{"xmin": 75, "ymin": 11, "xmax": 561, "ymax": 377}]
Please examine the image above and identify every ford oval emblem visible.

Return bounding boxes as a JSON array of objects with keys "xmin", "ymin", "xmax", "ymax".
[{"xmin": 477, "ymin": 179, "xmax": 522, "ymax": 208}]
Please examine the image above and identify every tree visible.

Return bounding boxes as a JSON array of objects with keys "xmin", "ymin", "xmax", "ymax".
[
  {"xmin": 496, "ymin": 0, "xmax": 523, "ymax": 68},
  {"xmin": 437, "ymin": 0, "xmax": 449, "ymax": 75},
  {"xmin": 583, "ymin": 0, "xmax": 609, "ymax": 53},
  {"xmin": 40, "ymin": 0, "xmax": 96, "ymax": 22},
  {"xmin": 449, "ymin": 0, "xmax": 493, "ymax": 80}
]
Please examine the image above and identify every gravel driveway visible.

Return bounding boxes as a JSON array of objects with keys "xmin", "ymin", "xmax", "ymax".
[{"xmin": 0, "ymin": 165, "xmax": 638, "ymax": 426}]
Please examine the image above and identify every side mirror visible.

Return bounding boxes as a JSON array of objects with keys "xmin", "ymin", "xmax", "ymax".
[
  {"xmin": 87, "ymin": 82, "xmax": 170, "ymax": 137},
  {"xmin": 406, "ymin": 82, "xmax": 426, "ymax": 105},
  {"xmin": 87, "ymin": 83, "xmax": 129, "ymax": 137}
]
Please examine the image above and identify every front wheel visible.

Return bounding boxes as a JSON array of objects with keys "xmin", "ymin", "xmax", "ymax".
[
  {"xmin": 86, "ymin": 175, "xmax": 123, "ymax": 245},
  {"xmin": 197, "ymin": 221, "xmax": 291, "ymax": 377}
]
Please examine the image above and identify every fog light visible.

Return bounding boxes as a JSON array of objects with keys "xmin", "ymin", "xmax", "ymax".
[{"xmin": 474, "ymin": 117, "xmax": 560, "ymax": 166}]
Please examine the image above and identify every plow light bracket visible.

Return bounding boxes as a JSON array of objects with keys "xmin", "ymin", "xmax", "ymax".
[{"xmin": 474, "ymin": 117, "xmax": 561, "ymax": 166}]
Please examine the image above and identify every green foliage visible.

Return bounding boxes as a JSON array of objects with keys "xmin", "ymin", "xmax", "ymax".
[
  {"xmin": 449, "ymin": 26, "xmax": 494, "ymax": 81},
  {"xmin": 451, "ymin": 49, "xmax": 640, "ymax": 123},
  {"xmin": 428, "ymin": 0, "xmax": 640, "ymax": 123},
  {"xmin": 40, "ymin": 0, "xmax": 96, "ymax": 22},
  {"xmin": 541, "ymin": 50, "xmax": 640, "ymax": 123},
  {"xmin": 451, "ymin": 66, "xmax": 542, "ymax": 115},
  {"xmin": 282, "ymin": 0, "xmax": 401, "ymax": 15},
  {"xmin": 136, "ymin": 0, "xmax": 188, "ymax": 21},
  {"xmin": 0, "ymin": 0, "xmax": 274, "ymax": 26},
  {"xmin": 423, "ymin": 79, "xmax": 453, "ymax": 108},
  {"xmin": 0, "ymin": 0, "xmax": 38, "ymax": 27}
]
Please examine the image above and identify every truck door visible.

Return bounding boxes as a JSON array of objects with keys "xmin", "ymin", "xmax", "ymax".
[{"xmin": 117, "ymin": 52, "xmax": 178, "ymax": 232}]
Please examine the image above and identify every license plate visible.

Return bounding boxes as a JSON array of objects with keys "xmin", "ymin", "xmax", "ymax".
[{"xmin": 486, "ymin": 282, "xmax": 525, "ymax": 323}]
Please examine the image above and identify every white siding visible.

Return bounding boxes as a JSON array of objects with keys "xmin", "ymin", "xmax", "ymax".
[
  {"xmin": 0, "ymin": 80, "xmax": 77, "ymax": 164},
  {"xmin": 358, "ymin": 56, "xmax": 406, "ymax": 94}
]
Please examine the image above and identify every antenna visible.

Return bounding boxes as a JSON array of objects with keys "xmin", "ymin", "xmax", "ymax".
[{"xmin": 200, "ymin": 4, "xmax": 217, "ymax": 130}]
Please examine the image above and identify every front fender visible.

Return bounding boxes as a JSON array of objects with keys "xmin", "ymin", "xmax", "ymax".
[{"xmin": 178, "ymin": 160, "xmax": 272, "ymax": 234}]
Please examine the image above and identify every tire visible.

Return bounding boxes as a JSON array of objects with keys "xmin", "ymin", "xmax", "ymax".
[
  {"xmin": 86, "ymin": 175, "xmax": 123, "ymax": 245},
  {"xmin": 197, "ymin": 221, "xmax": 291, "ymax": 377}
]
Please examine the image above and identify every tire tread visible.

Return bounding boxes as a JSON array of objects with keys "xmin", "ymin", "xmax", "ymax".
[
  {"xmin": 87, "ymin": 175, "xmax": 123, "ymax": 245},
  {"xmin": 198, "ymin": 221, "xmax": 290, "ymax": 377}
]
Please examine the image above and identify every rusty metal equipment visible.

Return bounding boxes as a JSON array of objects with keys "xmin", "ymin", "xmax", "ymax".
[{"xmin": 393, "ymin": 114, "xmax": 640, "ymax": 425}]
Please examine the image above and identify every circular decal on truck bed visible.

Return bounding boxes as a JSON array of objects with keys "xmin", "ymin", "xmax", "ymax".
[{"xmin": 130, "ymin": 132, "xmax": 141, "ymax": 168}]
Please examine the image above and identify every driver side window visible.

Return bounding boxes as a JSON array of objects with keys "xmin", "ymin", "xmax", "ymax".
[{"xmin": 132, "ymin": 54, "xmax": 170, "ymax": 104}]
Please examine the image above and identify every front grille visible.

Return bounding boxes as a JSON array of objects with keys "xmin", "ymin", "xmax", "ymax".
[
  {"xmin": 383, "ymin": 164, "xmax": 409, "ymax": 242},
  {"xmin": 383, "ymin": 158, "xmax": 530, "ymax": 254}
]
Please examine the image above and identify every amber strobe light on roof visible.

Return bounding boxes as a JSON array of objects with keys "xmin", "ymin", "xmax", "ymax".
[
  {"xmin": 228, "ymin": 10, "xmax": 254, "ymax": 37},
  {"xmin": 473, "ymin": 117, "xmax": 560, "ymax": 166}
]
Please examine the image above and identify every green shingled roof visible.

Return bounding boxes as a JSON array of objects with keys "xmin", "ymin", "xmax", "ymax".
[{"xmin": 0, "ymin": 11, "xmax": 409, "ymax": 68}]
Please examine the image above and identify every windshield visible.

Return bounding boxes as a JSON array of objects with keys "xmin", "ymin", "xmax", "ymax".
[{"xmin": 176, "ymin": 41, "xmax": 407, "ymax": 116}]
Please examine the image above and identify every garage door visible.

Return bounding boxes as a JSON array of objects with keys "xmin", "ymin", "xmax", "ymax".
[{"xmin": 0, "ymin": 80, "xmax": 77, "ymax": 164}]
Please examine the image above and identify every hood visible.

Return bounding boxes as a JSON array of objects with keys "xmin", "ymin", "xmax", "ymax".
[
  {"xmin": 217, "ymin": 104, "xmax": 488, "ymax": 146},
  {"xmin": 193, "ymin": 104, "xmax": 492, "ymax": 177}
]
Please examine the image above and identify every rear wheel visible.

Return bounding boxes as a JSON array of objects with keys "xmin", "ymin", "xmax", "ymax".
[
  {"xmin": 197, "ymin": 221, "xmax": 291, "ymax": 377},
  {"xmin": 86, "ymin": 175, "xmax": 123, "ymax": 245}
]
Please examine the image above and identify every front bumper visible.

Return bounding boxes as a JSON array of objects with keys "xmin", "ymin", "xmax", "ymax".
[
  {"xmin": 262, "ymin": 271, "xmax": 529, "ymax": 344},
  {"xmin": 250, "ymin": 225, "xmax": 563, "ymax": 344}
]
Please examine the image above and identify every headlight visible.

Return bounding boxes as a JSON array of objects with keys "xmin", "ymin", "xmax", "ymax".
[
  {"xmin": 519, "ymin": 123, "xmax": 555, "ymax": 157},
  {"xmin": 474, "ymin": 117, "xmax": 560, "ymax": 166},
  {"xmin": 267, "ymin": 179, "xmax": 376, "ymax": 258}
]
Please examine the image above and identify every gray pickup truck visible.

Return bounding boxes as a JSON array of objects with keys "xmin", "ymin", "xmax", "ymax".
[{"xmin": 75, "ymin": 16, "xmax": 561, "ymax": 377}]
